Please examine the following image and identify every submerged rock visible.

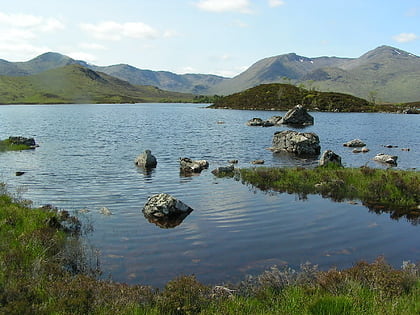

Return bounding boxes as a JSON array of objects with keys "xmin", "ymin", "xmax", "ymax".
[
  {"xmin": 280, "ymin": 105, "xmax": 314, "ymax": 126},
  {"xmin": 271, "ymin": 130, "xmax": 320, "ymax": 156},
  {"xmin": 100, "ymin": 207, "xmax": 112, "ymax": 216},
  {"xmin": 211, "ymin": 164, "xmax": 235, "ymax": 176},
  {"xmin": 373, "ymin": 153, "xmax": 398, "ymax": 165},
  {"xmin": 142, "ymin": 193, "xmax": 193, "ymax": 228},
  {"xmin": 134, "ymin": 150, "xmax": 157, "ymax": 168},
  {"xmin": 319, "ymin": 150, "xmax": 343, "ymax": 167}
]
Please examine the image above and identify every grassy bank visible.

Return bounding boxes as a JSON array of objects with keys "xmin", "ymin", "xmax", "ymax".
[
  {"xmin": 1, "ymin": 183, "xmax": 419, "ymax": 314},
  {"xmin": 237, "ymin": 166, "xmax": 420, "ymax": 224}
]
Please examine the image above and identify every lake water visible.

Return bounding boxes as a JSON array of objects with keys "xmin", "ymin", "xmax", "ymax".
[{"xmin": 0, "ymin": 103, "xmax": 419, "ymax": 287}]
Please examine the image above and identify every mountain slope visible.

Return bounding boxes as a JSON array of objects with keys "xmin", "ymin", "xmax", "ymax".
[
  {"xmin": 90, "ymin": 64, "xmax": 227, "ymax": 94},
  {"xmin": 209, "ymin": 46, "xmax": 420, "ymax": 102},
  {"xmin": 0, "ymin": 65, "xmax": 194, "ymax": 104}
]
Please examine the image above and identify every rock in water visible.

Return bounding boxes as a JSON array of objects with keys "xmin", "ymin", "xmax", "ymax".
[
  {"xmin": 280, "ymin": 105, "xmax": 314, "ymax": 126},
  {"xmin": 343, "ymin": 139, "xmax": 366, "ymax": 147},
  {"xmin": 373, "ymin": 153, "xmax": 398, "ymax": 165},
  {"xmin": 271, "ymin": 130, "xmax": 320, "ymax": 156},
  {"xmin": 179, "ymin": 157, "xmax": 209, "ymax": 174},
  {"xmin": 142, "ymin": 193, "xmax": 193, "ymax": 228},
  {"xmin": 134, "ymin": 150, "xmax": 157, "ymax": 168},
  {"xmin": 319, "ymin": 150, "xmax": 343, "ymax": 167}
]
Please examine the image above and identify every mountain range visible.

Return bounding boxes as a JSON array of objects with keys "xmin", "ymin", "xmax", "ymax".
[{"xmin": 0, "ymin": 45, "xmax": 419, "ymax": 103}]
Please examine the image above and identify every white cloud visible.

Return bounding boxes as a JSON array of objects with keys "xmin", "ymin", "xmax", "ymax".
[
  {"xmin": 0, "ymin": 12, "xmax": 64, "ymax": 61},
  {"xmin": 0, "ymin": 42, "xmax": 50, "ymax": 60},
  {"xmin": 66, "ymin": 51, "xmax": 97, "ymax": 63},
  {"xmin": 194, "ymin": 0, "xmax": 253, "ymax": 14},
  {"xmin": 0, "ymin": 12, "xmax": 64, "ymax": 31},
  {"xmin": 80, "ymin": 21, "xmax": 159, "ymax": 41},
  {"xmin": 268, "ymin": 0, "xmax": 285, "ymax": 7},
  {"xmin": 393, "ymin": 32, "xmax": 418, "ymax": 43},
  {"xmin": 163, "ymin": 29, "xmax": 180, "ymax": 38}
]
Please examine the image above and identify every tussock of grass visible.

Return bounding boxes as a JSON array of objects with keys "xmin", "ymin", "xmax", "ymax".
[
  {"xmin": 1, "ymin": 183, "xmax": 420, "ymax": 314},
  {"xmin": 238, "ymin": 166, "xmax": 420, "ymax": 224}
]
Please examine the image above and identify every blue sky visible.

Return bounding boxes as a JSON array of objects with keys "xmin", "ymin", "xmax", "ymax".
[{"xmin": 0, "ymin": 0, "xmax": 419, "ymax": 77}]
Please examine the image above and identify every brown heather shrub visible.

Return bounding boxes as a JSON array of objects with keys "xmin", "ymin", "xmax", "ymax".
[
  {"xmin": 344, "ymin": 256, "xmax": 417, "ymax": 298},
  {"xmin": 156, "ymin": 275, "xmax": 211, "ymax": 315}
]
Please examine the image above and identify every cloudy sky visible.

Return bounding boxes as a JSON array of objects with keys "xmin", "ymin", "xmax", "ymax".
[{"xmin": 0, "ymin": 0, "xmax": 419, "ymax": 77}]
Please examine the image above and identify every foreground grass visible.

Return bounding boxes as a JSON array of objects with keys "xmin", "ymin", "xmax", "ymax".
[
  {"xmin": 1, "ymin": 183, "xmax": 420, "ymax": 314},
  {"xmin": 238, "ymin": 166, "xmax": 420, "ymax": 224}
]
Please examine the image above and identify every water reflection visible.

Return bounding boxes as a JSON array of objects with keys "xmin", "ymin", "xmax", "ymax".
[{"xmin": 143, "ymin": 210, "xmax": 193, "ymax": 229}]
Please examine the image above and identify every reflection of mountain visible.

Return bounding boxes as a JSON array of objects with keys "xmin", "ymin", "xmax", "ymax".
[{"xmin": 143, "ymin": 210, "xmax": 192, "ymax": 229}]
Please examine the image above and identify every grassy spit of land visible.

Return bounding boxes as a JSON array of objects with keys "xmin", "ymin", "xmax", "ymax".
[
  {"xmin": 1, "ymin": 179, "xmax": 420, "ymax": 314},
  {"xmin": 234, "ymin": 165, "xmax": 420, "ymax": 225}
]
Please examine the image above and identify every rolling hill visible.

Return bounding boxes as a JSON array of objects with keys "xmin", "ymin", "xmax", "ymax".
[{"xmin": 0, "ymin": 65, "xmax": 194, "ymax": 104}]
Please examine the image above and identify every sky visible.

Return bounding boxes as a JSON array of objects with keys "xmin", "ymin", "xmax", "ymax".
[{"xmin": 0, "ymin": 0, "xmax": 419, "ymax": 77}]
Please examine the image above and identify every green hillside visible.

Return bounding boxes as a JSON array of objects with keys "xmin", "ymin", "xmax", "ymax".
[
  {"xmin": 208, "ymin": 83, "xmax": 411, "ymax": 112},
  {"xmin": 0, "ymin": 65, "xmax": 194, "ymax": 104}
]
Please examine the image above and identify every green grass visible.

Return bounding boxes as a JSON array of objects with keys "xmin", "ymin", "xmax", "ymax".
[
  {"xmin": 236, "ymin": 166, "xmax": 419, "ymax": 223},
  {"xmin": 1, "ymin": 183, "xmax": 419, "ymax": 314}
]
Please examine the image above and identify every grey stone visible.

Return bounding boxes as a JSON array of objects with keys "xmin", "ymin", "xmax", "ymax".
[
  {"xmin": 373, "ymin": 153, "xmax": 398, "ymax": 165},
  {"xmin": 179, "ymin": 157, "xmax": 209, "ymax": 174},
  {"xmin": 319, "ymin": 150, "xmax": 342, "ymax": 167},
  {"xmin": 343, "ymin": 139, "xmax": 366, "ymax": 147},
  {"xmin": 280, "ymin": 105, "xmax": 314, "ymax": 126},
  {"xmin": 271, "ymin": 130, "xmax": 320, "ymax": 156},
  {"xmin": 134, "ymin": 150, "xmax": 157, "ymax": 168},
  {"xmin": 142, "ymin": 193, "xmax": 193, "ymax": 228}
]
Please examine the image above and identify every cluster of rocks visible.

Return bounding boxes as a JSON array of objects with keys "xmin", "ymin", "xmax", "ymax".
[
  {"xmin": 342, "ymin": 139, "xmax": 399, "ymax": 166},
  {"xmin": 246, "ymin": 105, "xmax": 314, "ymax": 127}
]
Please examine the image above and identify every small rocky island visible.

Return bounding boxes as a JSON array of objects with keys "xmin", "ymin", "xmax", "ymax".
[{"xmin": 0, "ymin": 136, "xmax": 38, "ymax": 151}]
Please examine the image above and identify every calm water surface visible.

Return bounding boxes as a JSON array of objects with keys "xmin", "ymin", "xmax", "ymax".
[{"xmin": 0, "ymin": 103, "xmax": 419, "ymax": 287}]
